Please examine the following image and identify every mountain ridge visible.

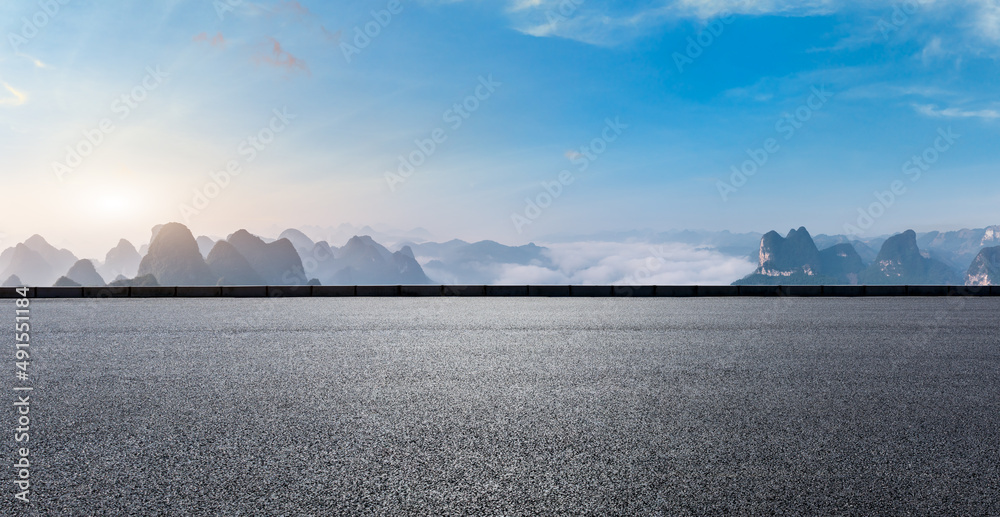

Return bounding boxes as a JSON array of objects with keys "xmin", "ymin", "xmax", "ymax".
[{"xmin": 3, "ymin": 223, "xmax": 998, "ymax": 286}]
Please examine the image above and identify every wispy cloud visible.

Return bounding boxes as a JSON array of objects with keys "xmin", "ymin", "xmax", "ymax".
[
  {"xmin": 483, "ymin": 0, "xmax": 1000, "ymax": 48},
  {"xmin": 255, "ymin": 38, "xmax": 309, "ymax": 75},
  {"xmin": 970, "ymin": 0, "xmax": 1000, "ymax": 41},
  {"xmin": 914, "ymin": 103, "xmax": 1000, "ymax": 120},
  {"xmin": 193, "ymin": 32, "xmax": 227, "ymax": 48},
  {"xmin": 508, "ymin": 0, "xmax": 545, "ymax": 12},
  {"xmin": 671, "ymin": 0, "xmax": 840, "ymax": 19},
  {"xmin": 16, "ymin": 53, "xmax": 48, "ymax": 68},
  {"xmin": 270, "ymin": 0, "xmax": 313, "ymax": 18},
  {"xmin": 0, "ymin": 81, "xmax": 26, "ymax": 106},
  {"xmin": 921, "ymin": 36, "xmax": 945, "ymax": 63}
]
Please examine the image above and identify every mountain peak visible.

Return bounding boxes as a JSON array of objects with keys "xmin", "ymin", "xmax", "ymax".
[
  {"xmin": 861, "ymin": 230, "xmax": 960, "ymax": 285},
  {"xmin": 872, "ymin": 230, "xmax": 922, "ymax": 265},
  {"xmin": 227, "ymin": 229, "xmax": 259, "ymax": 242},
  {"xmin": 966, "ymin": 246, "xmax": 1000, "ymax": 286},
  {"xmin": 787, "ymin": 226, "xmax": 812, "ymax": 240},
  {"xmin": 101, "ymin": 238, "xmax": 142, "ymax": 280},
  {"xmin": 735, "ymin": 226, "xmax": 864, "ymax": 285},
  {"xmin": 227, "ymin": 231, "xmax": 306, "ymax": 285},
  {"xmin": 24, "ymin": 234, "xmax": 51, "ymax": 249},
  {"xmin": 207, "ymin": 241, "xmax": 264, "ymax": 285},
  {"xmin": 137, "ymin": 223, "xmax": 216, "ymax": 286},
  {"xmin": 1, "ymin": 244, "xmax": 54, "ymax": 286},
  {"xmin": 66, "ymin": 259, "xmax": 106, "ymax": 286},
  {"xmin": 758, "ymin": 227, "xmax": 821, "ymax": 276}
]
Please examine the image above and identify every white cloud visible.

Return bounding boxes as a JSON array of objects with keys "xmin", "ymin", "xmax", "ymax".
[
  {"xmin": 921, "ymin": 36, "xmax": 945, "ymax": 63},
  {"xmin": 509, "ymin": 0, "xmax": 545, "ymax": 12},
  {"xmin": 672, "ymin": 0, "xmax": 840, "ymax": 19},
  {"xmin": 473, "ymin": 0, "xmax": 1000, "ymax": 48},
  {"xmin": 914, "ymin": 103, "xmax": 1000, "ymax": 120},
  {"xmin": 970, "ymin": 0, "xmax": 1000, "ymax": 41},
  {"xmin": 0, "ymin": 81, "xmax": 26, "ymax": 106},
  {"xmin": 494, "ymin": 241, "xmax": 756, "ymax": 285}
]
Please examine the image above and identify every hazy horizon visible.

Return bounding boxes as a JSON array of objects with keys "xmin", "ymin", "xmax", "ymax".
[{"xmin": 4, "ymin": 220, "xmax": 1000, "ymax": 265}]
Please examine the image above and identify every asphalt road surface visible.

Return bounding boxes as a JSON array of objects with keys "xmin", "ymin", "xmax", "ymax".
[{"xmin": 3, "ymin": 298, "xmax": 998, "ymax": 515}]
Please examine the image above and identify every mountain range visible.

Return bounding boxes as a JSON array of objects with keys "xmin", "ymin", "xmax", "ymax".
[
  {"xmin": 1, "ymin": 222, "xmax": 998, "ymax": 287},
  {"xmin": 547, "ymin": 225, "xmax": 1000, "ymax": 271},
  {"xmin": 0, "ymin": 222, "xmax": 439, "ymax": 287},
  {"xmin": 735, "ymin": 227, "xmax": 990, "ymax": 286}
]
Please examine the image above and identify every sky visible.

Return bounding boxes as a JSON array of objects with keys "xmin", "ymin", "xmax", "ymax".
[{"xmin": 1, "ymin": 0, "xmax": 998, "ymax": 257}]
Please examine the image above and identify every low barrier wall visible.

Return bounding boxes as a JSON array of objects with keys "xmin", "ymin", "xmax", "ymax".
[{"xmin": 0, "ymin": 285, "xmax": 996, "ymax": 298}]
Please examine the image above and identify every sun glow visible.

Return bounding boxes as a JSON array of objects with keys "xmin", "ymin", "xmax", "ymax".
[
  {"xmin": 98, "ymin": 195, "xmax": 129, "ymax": 213},
  {"xmin": 81, "ymin": 185, "xmax": 143, "ymax": 219}
]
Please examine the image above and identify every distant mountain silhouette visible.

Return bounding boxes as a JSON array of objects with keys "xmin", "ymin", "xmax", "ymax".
[
  {"xmin": 321, "ymin": 235, "xmax": 431, "ymax": 285},
  {"xmin": 859, "ymin": 230, "xmax": 961, "ymax": 285},
  {"xmin": 108, "ymin": 274, "xmax": 159, "ymax": 287},
  {"xmin": 916, "ymin": 226, "xmax": 1000, "ymax": 269},
  {"xmin": 137, "ymin": 223, "xmax": 217, "ymax": 286},
  {"xmin": 24, "ymin": 235, "xmax": 77, "ymax": 275},
  {"xmin": 53, "ymin": 276, "xmax": 81, "ymax": 287},
  {"xmin": 0, "ymin": 244, "xmax": 54, "ymax": 286},
  {"xmin": 206, "ymin": 241, "xmax": 265, "ymax": 286},
  {"xmin": 812, "ymin": 225, "xmax": 1000, "ymax": 270},
  {"xmin": 298, "ymin": 224, "xmax": 435, "ymax": 251},
  {"xmin": 2, "ymin": 275, "xmax": 22, "ymax": 287},
  {"xmin": 278, "ymin": 228, "xmax": 316, "ymax": 256},
  {"xmin": 734, "ymin": 227, "xmax": 861, "ymax": 285},
  {"xmin": 965, "ymin": 246, "xmax": 1000, "ymax": 286},
  {"xmin": 99, "ymin": 239, "xmax": 141, "ymax": 280},
  {"xmin": 65, "ymin": 259, "xmax": 106, "ymax": 286},
  {"xmin": 7, "ymin": 223, "xmax": 998, "ymax": 287},
  {"xmin": 812, "ymin": 234, "xmax": 880, "ymax": 264},
  {"xmin": 0, "ymin": 236, "xmax": 81, "ymax": 286},
  {"xmin": 227, "ymin": 230, "xmax": 307, "ymax": 285},
  {"xmin": 818, "ymin": 244, "xmax": 865, "ymax": 284},
  {"xmin": 544, "ymin": 229, "xmax": 764, "ymax": 260},
  {"xmin": 196, "ymin": 236, "xmax": 216, "ymax": 259},
  {"xmin": 407, "ymin": 239, "xmax": 550, "ymax": 284},
  {"xmin": 310, "ymin": 241, "xmax": 337, "ymax": 261}
]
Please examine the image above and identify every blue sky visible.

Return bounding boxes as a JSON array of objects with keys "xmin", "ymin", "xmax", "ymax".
[{"xmin": 1, "ymin": 0, "xmax": 998, "ymax": 256}]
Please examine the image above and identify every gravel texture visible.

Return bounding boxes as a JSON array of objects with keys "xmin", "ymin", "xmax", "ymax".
[{"xmin": 2, "ymin": 298, "xmax": 999, "ymax": 515}]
